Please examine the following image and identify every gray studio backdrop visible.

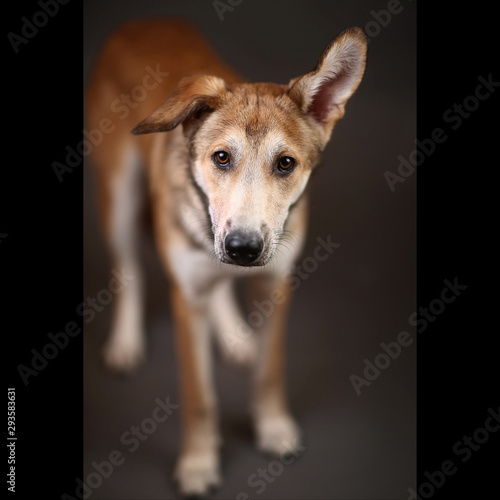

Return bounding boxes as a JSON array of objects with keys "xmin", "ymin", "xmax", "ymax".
[{"xmin": 83, "ymin": 1, "xmax": 416, "ymax": 499}]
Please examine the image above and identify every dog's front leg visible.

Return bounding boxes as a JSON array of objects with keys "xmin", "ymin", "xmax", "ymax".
[
  {"xmin": 170, "ymin": 283, "xmax": 221, "ymax": 496},
  {"xmin": 251, "ymin": 277, "xmax": 302, "ymax": 456}
]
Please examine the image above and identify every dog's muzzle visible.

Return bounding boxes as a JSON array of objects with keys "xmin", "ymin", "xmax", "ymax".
[{"xmin": 224, "ymin": 230, "xmax": 264, "ymax": 266}]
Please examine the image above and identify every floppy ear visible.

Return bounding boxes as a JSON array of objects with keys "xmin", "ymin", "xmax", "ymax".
[
  {"xmin": 131, "ymin": 74, "xmax": 226, "ymax": 135},
  {"xmin": 287, "ymin": 27, "xmax": 367, "ymax": 143}
]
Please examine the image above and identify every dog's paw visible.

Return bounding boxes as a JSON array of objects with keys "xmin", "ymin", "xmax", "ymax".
[
  {"xmin": 102, "ymin": 333, "xmax": 145, "ymax": 373},
  {"xmin": 174, "ymin": 449, "xmax": 222, "ymax": 497},
  {"xmin": 255, "ymin": 414, "xmax": 302, "ymax": 457}
]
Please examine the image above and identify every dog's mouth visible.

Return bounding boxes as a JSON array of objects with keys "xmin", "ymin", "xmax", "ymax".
[{"xmin": 218, "ymin": 253, "xmax": 271, "ymax": 268}]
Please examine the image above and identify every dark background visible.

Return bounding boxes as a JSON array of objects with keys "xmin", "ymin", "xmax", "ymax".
[{"xmin": 83, "ymin": 1, "xmax": 416, "ymax": 499}]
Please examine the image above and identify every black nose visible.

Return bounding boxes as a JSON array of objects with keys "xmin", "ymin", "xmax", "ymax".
[{"xmin": 224, "ymin": 231, "xmax": 264, "ymax": 266}]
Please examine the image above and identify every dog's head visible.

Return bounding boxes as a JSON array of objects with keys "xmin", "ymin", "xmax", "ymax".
[{"xmin": 132, "ymin": 28, "xmax": 367, "ymax": 267}]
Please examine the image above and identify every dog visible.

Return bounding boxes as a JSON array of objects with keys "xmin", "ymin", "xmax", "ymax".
[{"xmin": 86, "ymin": 18, "xmax": 367, "ymax": 496}]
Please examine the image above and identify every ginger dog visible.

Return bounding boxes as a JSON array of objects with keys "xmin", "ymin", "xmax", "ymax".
[{"xmin": 86, "ymin": 18, "xmax": 367, "ymax": 496}]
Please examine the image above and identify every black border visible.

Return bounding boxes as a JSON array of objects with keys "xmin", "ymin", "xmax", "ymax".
[
  {"xmin": 4, "ymin": 0, "xmax": 83, "ymax": 497},
  {"xmin": 417, "ymin": 3, "xmax": 497, "ymax": 499}
]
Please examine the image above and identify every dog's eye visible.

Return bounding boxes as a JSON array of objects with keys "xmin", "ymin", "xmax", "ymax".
[
  {"xmin": 277, "ymin": 156, "xmax": 295, "ymax": 173},
  {"xmin": 213, "ymin": 151, "xmax": 230, "ymax": 168}
]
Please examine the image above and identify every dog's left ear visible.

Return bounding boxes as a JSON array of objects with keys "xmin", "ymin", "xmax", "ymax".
[
  {"xmin": 287, "ymin": 27, "xmax": 367, "ymax": 145},
  {"xmin": 131, "ymin": 74, "xmax": 226, "ymax": 135}
]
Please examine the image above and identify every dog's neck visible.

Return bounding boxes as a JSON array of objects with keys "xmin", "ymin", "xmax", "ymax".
[{"xmin": 161, "ymin": 127, "xmax": 215, "ymax": 254}]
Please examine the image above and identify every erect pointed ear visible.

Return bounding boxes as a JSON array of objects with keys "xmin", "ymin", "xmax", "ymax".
[
  {"xmin": 131, "ymin": 74, "xmax": 227, "ymax": 135},
  {"xmin": 287, "ymin": 27, "xmax": 367, "ymax": 142}
]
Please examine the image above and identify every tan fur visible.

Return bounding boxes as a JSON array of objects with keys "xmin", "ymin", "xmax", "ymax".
[{"xmin": 86, "ymin": 18, "xmax": 367, "ymax": 496}]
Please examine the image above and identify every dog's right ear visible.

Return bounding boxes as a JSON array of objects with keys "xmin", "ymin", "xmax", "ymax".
[{"xmin": 131, "ymin": 74, "xmax": 226, "ymax": 135}]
